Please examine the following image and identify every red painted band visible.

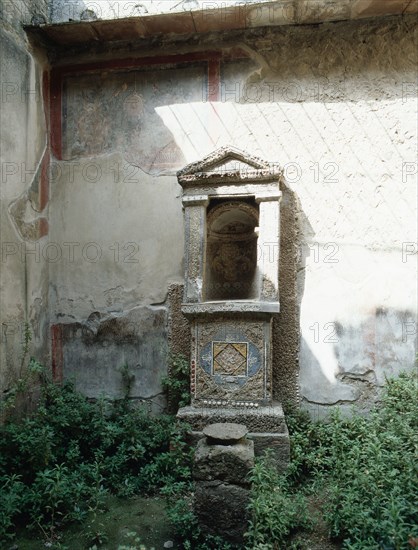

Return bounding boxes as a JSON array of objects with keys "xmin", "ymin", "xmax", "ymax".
[{"xmin": 51, "ymin": 324, "xmax": 64, "ymax": 383}]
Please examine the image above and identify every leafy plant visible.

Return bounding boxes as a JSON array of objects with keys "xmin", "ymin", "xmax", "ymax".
[
  {"xmin": 245, "ymin": 372, "xmax": 418, "ymax": 550},
  {"xmin": 0, "ymin": 363, "xmax": 191, "ymax": 543},
  {"xmin": 0, "ymin": 474, "xmax": 26, "ymax": 541},
  {"xmin": 1, "ymin": 355, "xmax": 45, "ymax": 421},
  {"xmin": 246, "ymin": 450, "xmax": 311, "ymax": 548},
  {"xmin": 119, "ymin": 363, "xmax": 136, "ymax": 399},
  {"xmin": 323, "ymin": 373, "xmax": 418, "ymax": 549},
  {"xmin": 2, "ymin": 340, "xmax": 416, "ymax": 550},
  {"xmin": 162, "ymin": 353, "xmax": 190, "ymax": 412}
]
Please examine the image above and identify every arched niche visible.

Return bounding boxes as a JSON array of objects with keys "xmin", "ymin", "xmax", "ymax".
[
  {"xmin": 205, "ymin": 199, "xmax": 259, "ymax": 301},
  {"xmin": 178, "ymin": 145, "xmax": 282, "ymax": 309}
]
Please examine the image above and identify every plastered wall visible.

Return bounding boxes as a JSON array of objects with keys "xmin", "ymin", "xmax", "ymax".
[
  {"xmin": 0, "ymin": 0, "xmax": 50, "ymax": 395},
  {"xmin": 1, "ymin": 8, "xmax": 417, "ymax": 415}
]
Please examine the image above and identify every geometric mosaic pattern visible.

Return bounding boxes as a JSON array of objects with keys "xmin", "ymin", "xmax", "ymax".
[{"xmin": 213, "ymin": 342, "xmax": 247, "ymax": 376}]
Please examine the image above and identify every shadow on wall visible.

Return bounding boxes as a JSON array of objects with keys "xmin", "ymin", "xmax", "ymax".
[
  {"xmin": 42, "ymin": 14, "xmax": 416, "ymax": 412},
  {"xmin": 272, "ymin": 178, "xmax": 314, "ymax": 409},
  {"xmin": 299, "ymin": 306, "xmax": 417, "ymax": 420},
  {"xmin": 273, "ymin": 179, "xmax": 417, "ymax": 417}
]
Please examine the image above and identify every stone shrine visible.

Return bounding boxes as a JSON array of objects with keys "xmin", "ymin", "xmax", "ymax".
[{"xmin": 177, "ymin": 146, "xmax": 290, "ymax": 469}]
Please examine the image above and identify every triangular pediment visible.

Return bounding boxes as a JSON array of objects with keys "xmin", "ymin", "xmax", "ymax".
[
  {"xmin": 177, "ymin": 146, "xmax": 269, "ymax": 176},
  {"xmin": 177, "ymin": 146, "xmax": 281, "ymax": 187}
]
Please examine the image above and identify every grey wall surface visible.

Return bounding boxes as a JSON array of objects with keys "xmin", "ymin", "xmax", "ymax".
[
  {"xmin": 1, "ymin": 4, "xmax": 417, "ymax": 416},
  {"xmin": 0, "ymin": 0, "xmax": 50, "ymax": 395},
  {"xmin": 47, "ymin": 15, "xmax": 417, "ymax": 415}
]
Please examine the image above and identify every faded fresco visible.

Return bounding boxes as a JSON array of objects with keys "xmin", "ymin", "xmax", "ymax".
[{"xmin": 62, "ymin": 64, "xmax": 207, "ymax": 174}]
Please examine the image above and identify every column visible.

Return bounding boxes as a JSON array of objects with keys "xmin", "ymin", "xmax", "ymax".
[
  {"xmin": 256, "ymin": 192, "xmax": 282, "ymax": 302},
  {"xmin": 182, "ymin": 195, "xmax": 209, "ymax": 303}
]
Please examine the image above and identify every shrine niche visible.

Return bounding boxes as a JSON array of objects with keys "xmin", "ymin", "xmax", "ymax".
[
  {"xmin": 205, "ymin": 200, "xmax": 259, "ymax": 301},
  {"xmin": 177, "ymin": 145, "xmax": 290, "ymax": 469}
]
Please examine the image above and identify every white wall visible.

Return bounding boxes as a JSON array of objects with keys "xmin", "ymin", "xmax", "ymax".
[{"xmin": 46, "ymin": 14, "xmax": 417, "ymax": 413}]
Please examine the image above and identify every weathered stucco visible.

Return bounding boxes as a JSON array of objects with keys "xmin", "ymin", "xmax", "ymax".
[
  {"xmin": 1, "ymin": 4, "xmax": 417, "ymax": 416},
  {"xmin": 0, "ymin": 0, "xmax": 50, "ymax": 395},
  {"xmin": 47, "ymin": 0, "xmax": 418, "ymax": 27}
]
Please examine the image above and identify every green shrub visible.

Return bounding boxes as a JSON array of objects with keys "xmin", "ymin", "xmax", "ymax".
[
  {"xmin": 2, "ymin": 354, "xmax": 416, "ymax": 550},
  {"xmin": 0, "ymin": 474, "xmax": 27, "ymax": 541},
  {"xmin": 0, "ymin": 366, "xmax": 191, "ymax": 543},
  {"xmin": 324, "ymin": 373, "xmax": 418, "ymax": 549},
  {"xmin": 246, "ymin": 451, "xmax": 311, "ymax": 548},
  {"xmin": 162, "ymin": 353, "xmax": 190, "ymax": 412},
  {"xmin": 246, "ymin": 372, "xmax": 418, "ymax": 550}
]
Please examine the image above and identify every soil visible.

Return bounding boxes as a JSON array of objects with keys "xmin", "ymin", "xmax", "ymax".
[
  {"xmin": 11, "ymin": 493, "xmax": 342, "ymax": 550},
  {"xmin": 289, "ymin": 494, "xmax": 342, "ymax": 550},
  {"xmin": 12, "ymin": 496, "xmax": 178, "ymax": 550}
]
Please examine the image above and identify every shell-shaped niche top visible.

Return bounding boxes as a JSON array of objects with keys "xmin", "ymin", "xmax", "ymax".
[
  {"xmin": 207, "ymin": 202, "xmax": 259, "ymax": 241},
  {"xmin": 177, "ymin": 145, "xmax": 282, "ymax": 187}
]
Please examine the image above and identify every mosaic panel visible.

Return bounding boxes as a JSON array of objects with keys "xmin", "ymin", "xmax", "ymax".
[
  {"xmin": 213, "ymin": 342, "xmax": 248, "ymax": 376},
  {"xmin": 193, "ymin": 319, "xmax": 272, "ymax": 403}
]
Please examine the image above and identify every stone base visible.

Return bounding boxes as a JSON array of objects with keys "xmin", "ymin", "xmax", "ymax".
[
  {"xmin": 194, "ymin": 437, "xmax": 254, "ymax": 485},
  {"xmin": 177, "ymin": 402, "xmax": 290, "ymax": 471},
  {"xmin": 194, "ymin": 481, "xmax": 250, "ymax": 544}
]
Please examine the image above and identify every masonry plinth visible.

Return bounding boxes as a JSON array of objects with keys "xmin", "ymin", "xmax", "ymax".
[
  {"xmin": 176, "ymin": 146, "xmax": 290, "ymax": 470},
  {"xmin": 178, "ymin": 402, "xmax": 289, "ymax": 471},
  {"xmin": 193, "ymin": 423, "xmax": 254, "ymax": 543}
]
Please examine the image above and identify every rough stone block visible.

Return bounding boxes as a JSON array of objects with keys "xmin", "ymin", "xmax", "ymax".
[
  {"xmin": 177, "ymin": 402, "xmax": 287, "ymax": 432},
  {"xmin": 193, "ymin": 437, "xmax": 254, "ymax": 486},
  {"xmin": 249, "ymin": 432, "xmax": 290, "ymax": 472},
  {"xmin": 203, "ymin": 422, "xmax": 248, "ymax": 443},
  {"xmin": 194, "ymin": 480, "xmax": 250, "ymax": 544},
  {"xmin": 184, "ymin": 427, "xmax": 289, "ymax": 471}
]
